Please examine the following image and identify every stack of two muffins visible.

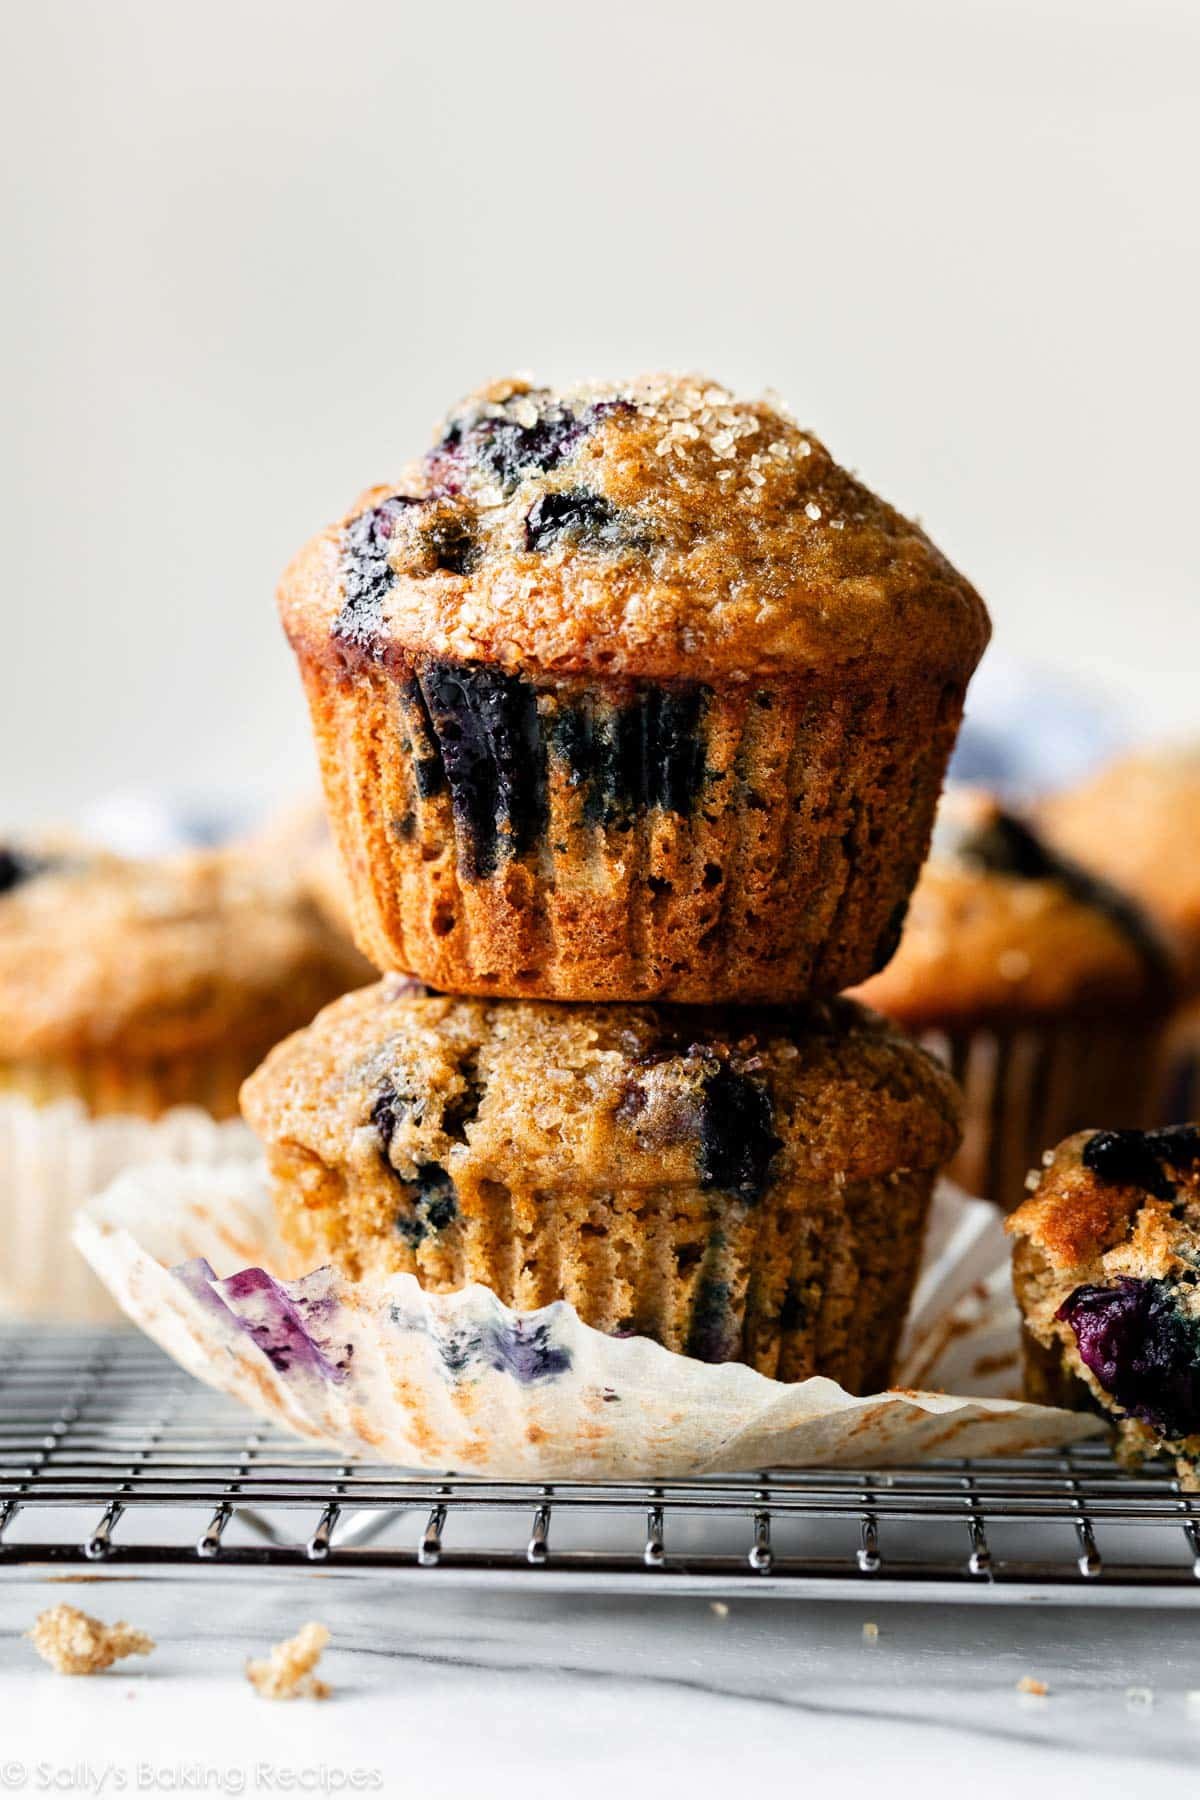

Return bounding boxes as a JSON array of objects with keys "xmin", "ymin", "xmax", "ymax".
[{"xmin": 243, "ymin": 375, "xmax": 989, "ymax": 1393}]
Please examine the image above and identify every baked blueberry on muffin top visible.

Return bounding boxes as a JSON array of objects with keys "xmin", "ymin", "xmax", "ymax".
[{"xmin": 279, "ymin": 374, "xmax": 989, "ymax": 1001}]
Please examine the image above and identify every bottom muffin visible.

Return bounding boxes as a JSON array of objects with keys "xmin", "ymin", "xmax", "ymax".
[
  {"xmin": 1009, "ymin": 1124, "xmax": 1200, "ymax": 1484},
  {"xmin": 240, "ymin": 982, "xmax": 961, "ymax": 1391}
]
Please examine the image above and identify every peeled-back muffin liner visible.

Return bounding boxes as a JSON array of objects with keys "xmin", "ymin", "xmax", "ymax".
[
  {"xmin": 0, "ymin": 1095, "xmax": 258, "ymax": 1323},
  {"xmin": 73, "ymin": 1163, "xmax": 1097, "ymax": 1477},
  {"xmin": 306, "ymin": 655, "xmax": 964, "ymax": 1002},
  {"xmin": 922, "ymin": 1016, "xmax": 1167, "ymax": 1215}
]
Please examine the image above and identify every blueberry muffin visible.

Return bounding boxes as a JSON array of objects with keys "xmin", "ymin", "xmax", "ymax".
[
  {"xmin": 0, "ymin": 843, "xmax": 372, "ymax": 1118},
  {"xmin": 1040, "ymin": 746, "xmax": 1200, "ymax": 1121},
  {"xmin": 250, "ymin": 798, "xmax": 359, "ymax": 948},
  {"xmin": 241, "ymin": 979, "xmax": 961, "ymax": 1390},
  {"xmin": 1040, "ymin": 747, "xmax": 1200, "ymax": 989},
  {"xmin": 851, "ymin": 789, "xmax": 1177, "ymax": 1210},
  {"xmin": 277, "ymin": 374, "xmax": 990, "ymax": 1002},
  {"xmin": 1009, "ymin": 1124, "xmax": 1200, "ymax": 1485}
]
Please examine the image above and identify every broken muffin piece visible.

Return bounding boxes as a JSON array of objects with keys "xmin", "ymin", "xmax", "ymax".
[{"xmin": 1008, "ymin": 1124, "xmax": 1200, "ymax": 1483}]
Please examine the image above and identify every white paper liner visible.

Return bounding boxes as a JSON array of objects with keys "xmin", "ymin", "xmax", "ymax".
[
  {"xmin": 73, "ymin": 1161, "xmax": 1099, "ymax": 1477},
  {"xmin": 0, "ymin": 1095, "xmax": 259, "ymax": 1323}
]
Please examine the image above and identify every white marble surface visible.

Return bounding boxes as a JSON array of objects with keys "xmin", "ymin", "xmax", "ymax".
[{"xmin": 0, "ymin": 1573, "xmax": 1196, "ymax": 1799}]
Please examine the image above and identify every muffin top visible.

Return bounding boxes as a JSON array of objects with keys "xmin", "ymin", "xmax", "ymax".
[
  {"xmin": 241, "ymin": 979, "xmax": 961, "ymax": 1199},
  {"xmin": 1040, "ymin": 746, "xmax": 1200, "ymax": 988},
  {"xmin": 0, "ymin": 843, "xmax": 371, "ymax": 1061},
  {"xmin": 1009, "ymin": 1124, "xmax": 1200, "ymax": 1271},
  {"xmin": 850, "ymin": 788, "xmax": 1175, "ymax": 1026},
  {"xmin": 279, "ymin": 373, "xmax": 990, "ymax": 684}
]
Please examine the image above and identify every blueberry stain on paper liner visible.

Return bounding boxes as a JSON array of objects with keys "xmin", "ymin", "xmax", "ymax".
[
  {"xmin": 173, "ymin": 1260, "xmax": 351, "ymax": 1382},
  {"xmin": 387, "ymin": 1303, "xmax": 571, "ymax": 1384}
]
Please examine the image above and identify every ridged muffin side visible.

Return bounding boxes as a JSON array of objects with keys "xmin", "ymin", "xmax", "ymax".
[
  {"xmin": 298, "ymin": 651, "xmax": 962, "ymax": 1000},
  {"xmin": 240, "ymin": 982, "xmax": 962, "ymax": 1390}
]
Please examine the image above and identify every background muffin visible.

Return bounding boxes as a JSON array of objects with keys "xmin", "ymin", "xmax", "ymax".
[
  {"xmin": 851, "ymin": 788, "xmax": 1177, "ymax": 1211},
  {"xmin": 278, "ymin": 373, "xmax": 989, "ymax": 1003},
  {"xmin": 242, "ymin": 980, "xmax": 961, "ymax": 1392},
  {"xmin": 249, "ymin": 796, "xmax": 359, "ymax": 948},
  {"xmin": 1009, "ymin": 1124, "xmax": 1200, "ymax": 1485},
  {"xmin": 1040, "ymin": 745, "xmax": 1200, "ymax": 1121},
  {"xmin": 0, "ymin": 842, "xmax": 372, "ymax": 1118}
]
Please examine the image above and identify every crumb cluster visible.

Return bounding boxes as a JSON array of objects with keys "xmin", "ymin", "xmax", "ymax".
[
  {"xmin": 28, "ymin": 1605, "xmax": 154, "ymax": 1676},
  {"xmin": 245, "ymin": 1622, "xmax": 331, "ymax": 1700}
]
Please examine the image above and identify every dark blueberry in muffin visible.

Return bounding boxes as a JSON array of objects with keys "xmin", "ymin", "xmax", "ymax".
[
  {"xmin": 549, "ymin": 685, "xmax": 709, "ymax": 823},
  {"xmin": 1082, "ymin": 1126, "xmax": 1200, "ymax": 1202},
  {"xmin": 417, "ymin": 661, "xmax": 548, "ymax": 879},
  {"xmin": 370, "ymin": 1081, "xmax": 419, "ymax": 1155},
  {"xmin": 697, "ymin": 1062, "xmax": 782, "ymax": 1202},
  {"xmin": 686, "ymin": 1275, "xmax": 739, "ymax": 1363},
  {"xmin": 394, "ymin": 1162, "xmax": 458, "ymax": 1247},
  {"xmin": 1058, "ymin": 1276, "xmax": 1200, "ymax": 1439},
  {"xmin": 335, "ymin": 496, "xmax": 422, "ymax": 649},
  {"xmin": 441, "ymin": 1053, "xmax": 483, "ymax": 1142},
  {"xmin": 0, "ymin": 847, "xmax": 57, "ymax": 896},
  {"xmin": 525, "ymin": 488, "xmax": 625, "ymax": 553},
  {"xmin": 428, "ymin": 391, "xmax": 631, "ymax": 498},
  {"xmin": 424, "ymin": 515, "xmax": 479, "ymax": 576}
]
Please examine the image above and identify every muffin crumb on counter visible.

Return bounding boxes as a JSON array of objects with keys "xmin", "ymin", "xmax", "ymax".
[
  {"xmin": 28, "ymin": 1604, "xmax": 154, "ymax": 1675},
  {"xmin": 1016, "ymin": 1676, "xmax": 1048, "ymax": 1698},
  {"xmin": 245, "ymin": 1622, "xmax": 331, "ymax": 1700}
]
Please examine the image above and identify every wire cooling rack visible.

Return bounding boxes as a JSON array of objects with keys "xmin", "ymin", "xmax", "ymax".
[{"xmin": 2, "ymin": 1326, "xmax": 1199, "ymax": 1605}]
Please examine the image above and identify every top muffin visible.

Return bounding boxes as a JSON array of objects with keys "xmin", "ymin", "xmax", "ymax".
[
  {"xmin": 277, "ymin": 375, "xmax": 988, "ymax": 1001},
  {"xmin": 280, "ymin": 373, "xmax": 989, "ymax": 683}
]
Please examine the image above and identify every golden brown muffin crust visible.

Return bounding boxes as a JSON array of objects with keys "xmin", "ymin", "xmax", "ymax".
[
  {"xmin": 0, "ymin": 845, "xmax": 370, "ymax": 1062},
  {"xmin": 278, "ymin": 374, "xmax": 990, "ymax": 684},
  {"xmin": 241, "ymin": 980, "xmax": 962, "ymax": 1199},
  {"xmin": 852, "ymin": 789, "xmax": 1172, "ymax": 1027},
  {"xmin": 1007, "ymin": 1130, "xmax": 1154, "ymax": 1268}
]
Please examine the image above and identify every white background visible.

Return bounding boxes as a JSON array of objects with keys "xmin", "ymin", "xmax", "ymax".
[{"xmin": 3, "ymin": 0, "xmax": 1197, "ymax": 828}]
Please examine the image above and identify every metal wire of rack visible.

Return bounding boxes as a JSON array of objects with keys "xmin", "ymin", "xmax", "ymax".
[{"xmin": 2, "ymin": 1326, "xmax": 1198, "ymax": 1605}]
